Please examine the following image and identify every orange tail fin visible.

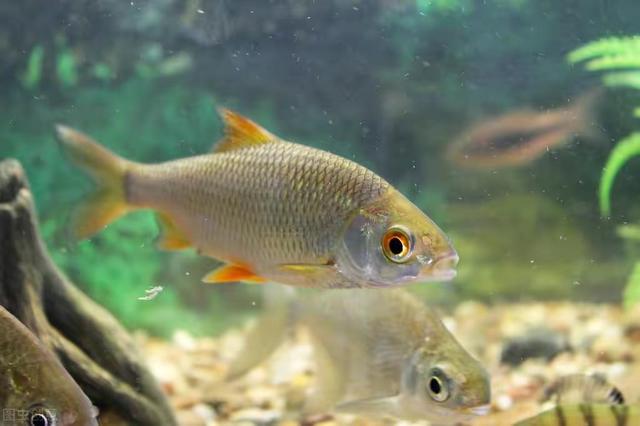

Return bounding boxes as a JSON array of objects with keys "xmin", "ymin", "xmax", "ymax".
[{"xmin": 55, "ymin": 125, "xmax": 133, "ymax": 239}]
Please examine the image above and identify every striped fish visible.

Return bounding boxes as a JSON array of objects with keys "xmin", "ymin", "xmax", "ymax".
[
  {"xmin": 514, "ymin": 404, "xmax": 639, "ymax": 426},
  {"xmin": 515, "ymin": 374, "xmax": 637, "ymax": 426}
]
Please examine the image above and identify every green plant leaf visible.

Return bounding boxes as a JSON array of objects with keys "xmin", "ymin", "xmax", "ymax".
[
  {"xmin": 624, "ymin": 261, "xmax": 640, "ymax": 309},
  {"xmin": 585, "ymin": 54, "xmax": 640, "ymax": 71},
  {"xmin": 568, "ymin": 36, "xmax": 640, "ymax": 64},
  {"xmin": 599, "ymin": 133, "xmax": 640, "ymax": 216},
  {"xmin": 56, "ymin": 49, "xmax": 79, "ymax": 87},
  {"xmin": 616, "ymin": 224, "xmax": 640, "ymax": 241},
  {"xmin": 602, "ymin": 71, "xmax": 640, "ymax": 90},
  {"xmin": 21, "ymin": 45, "xmax": 45, "ymax": 89},
  {"xmin": 92, "ymin": 63, "xmax": 114, "ymax": 81}
]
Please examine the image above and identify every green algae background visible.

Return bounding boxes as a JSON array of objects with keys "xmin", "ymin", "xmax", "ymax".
[{"xmin": 2, "ymin": 0, "xmax": 640, "ymax": 336}]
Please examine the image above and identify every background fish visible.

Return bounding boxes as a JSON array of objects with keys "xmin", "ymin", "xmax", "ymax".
[
  {"xmin": 55, "ymin": 109, "xmax": 457, "ymax": 288},
  {"xmin": 542, "ymin": 374, "xmax": 625, "ymax": 405},
  {"xmin": 516, "ymin": 404, "xmax": 640, "ymax": 426},
  {"xmin": 0, "ymin": 306, "xmax": 98, "ymax": 426},
  {"xmin": 226, "ymin": 287, "xmax": 491, "ymax": 424},
  {"xmin": 515, "ymin": 374, "xmax": 637, "ymax": 426},
  {"xmin": 446, "ymin": 90, "xmax": 601, "ymax": 170}
]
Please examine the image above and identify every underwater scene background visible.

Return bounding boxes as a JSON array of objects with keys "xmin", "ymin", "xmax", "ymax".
[
  {"xmin": 4, "ymin": 0, "xmax": 640, "ymax": 334},
  {"xmin": 3, "ymin": 1, "xmax": 640, "ymax": 425}
]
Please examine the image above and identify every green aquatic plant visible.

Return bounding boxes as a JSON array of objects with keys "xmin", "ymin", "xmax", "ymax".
[
  {"xmin": 21, "ymin": 45, "xmax": 45, "ymax": 89},
  {"xmin": 617, "ymin": 223, "xmax": 640, "ymax": 241},
  {"xmin": 599, "ymin": 133, "xmax": 640, "ymax": 216},
  {"xmin": 570, "ymin": 36, "xmax": 640, "ymax": 308},
  {"xmin": 19, "ymin": 42, "xmax": 79, "ymax": 90},
  {"xmin": 92, "ymin": 63, "xmax": 114, "ymax": 81},
  {"xmin": 602, "ymin": 71, "xmax": 640, "ymax": 90},
  {"xmin": 47, "ymin": 212, "xmax": 164, "ymax": 327},
  {"xmin": 567, "ymin": 36, "xmax": 640, "ymax": 65},
  {"xmin": 569, "ymin": 36, "xmax": 640, "ymax": 216},
  {"xmin": 623, "ymin": 261, "xmax": 640, "ymax": 309},
  {"xmin": 135, "ymin": 43, "xmax": 193, "ymax": 79},
  {"xmin": 56, "ymin": 48, "xmax": 79, "ymax": 87}
]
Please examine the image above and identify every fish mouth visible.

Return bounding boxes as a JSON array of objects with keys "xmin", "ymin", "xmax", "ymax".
[
  {"xmin": 419, "ymin": 250, "xmax": 459, "ymax": 282},
  {"xmin": 464, "ymin": 404, "xmax": 492, "ymax": 416}
]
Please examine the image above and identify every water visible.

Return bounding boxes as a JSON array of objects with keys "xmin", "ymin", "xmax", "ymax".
[{"xmin": 2, "ymin": 1, "xmax": 640, "ymax": 425}]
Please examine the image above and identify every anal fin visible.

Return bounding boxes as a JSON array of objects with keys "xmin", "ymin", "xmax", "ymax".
[
  {"xmin": 202, "ymin": 263, "xmax": 266, "ymax": 284},
  {"xmin": 155, "ymin": 213, "xmax": 191, "ymax": 250}
]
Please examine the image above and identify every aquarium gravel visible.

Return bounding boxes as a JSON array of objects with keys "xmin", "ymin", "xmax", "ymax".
[{"xmin": 138, "ymin": 301, "xmax": 640, "ymax": 425}]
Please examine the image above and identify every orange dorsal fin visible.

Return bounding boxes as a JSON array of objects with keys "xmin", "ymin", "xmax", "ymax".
[
  {"xmin": 213, "ymin": 108, "xmax": 278, "ymax": 153},
  {"xmin": 202, "ymin": 263, "xmax": 266, "ymax": 284},
  {"xmin": 155, "ymin": 212, "xmax": 191, "ymax": 250}
]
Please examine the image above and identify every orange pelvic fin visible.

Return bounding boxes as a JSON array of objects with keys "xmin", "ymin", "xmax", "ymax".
[
  {"xmin": 202, "ymin": 263, "xmax": 266, "ymax": 284},
  {"xmin": 213, "ymin": 108, "xmax": 278, "ymax": 153},
  {"xmin": 155, "ymin": 213, "xmax": 191, "ymax": 250}
]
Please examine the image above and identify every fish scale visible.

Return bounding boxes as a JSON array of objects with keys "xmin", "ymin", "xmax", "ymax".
[{"xmin": 128, "ymin": 142, "xmax": 389, "ymax": 266}]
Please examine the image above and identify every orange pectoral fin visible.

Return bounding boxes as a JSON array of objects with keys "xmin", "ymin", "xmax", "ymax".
[{"xmin": 202, "ymin": 264, "xmax": 267, "ymax": 284}]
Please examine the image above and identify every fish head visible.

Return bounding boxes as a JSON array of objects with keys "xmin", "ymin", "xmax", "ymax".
[
  {"xmin": 396, "ymin": 346, "xmax": 491, "ymax": 422},
  {"xmin": 4, "ymin": 402, "xmax": 98, "ymax": 426},
  {"xmin": 4, "ymin": 362, "xmax": 99, "ymax": 426},
  {"xmin": 337, "ymin": 190, "xmax": 458, "ymax": 287}
]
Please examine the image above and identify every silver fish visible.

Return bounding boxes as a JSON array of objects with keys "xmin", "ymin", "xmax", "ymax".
[{"xmin": 227, "ymin": 287, "xmax": 491, "ymax": 424}]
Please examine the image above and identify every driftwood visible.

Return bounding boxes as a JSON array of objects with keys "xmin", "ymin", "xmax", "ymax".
[{"xmin": 0, "ymin": 159, "xmax": 176, "ymax": 425}]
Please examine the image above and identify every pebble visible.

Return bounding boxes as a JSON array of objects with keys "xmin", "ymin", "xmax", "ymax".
[
  {"xmin": 192, "ymin": 403, "xmax": 217, "ymax": 423},
  {"xmin": 229, "ymin": 408, "xmax": 281, "ymax": 424},
  {"xmin": 495, "ymin": 394, "xmax": 513, "ymax": 410}
]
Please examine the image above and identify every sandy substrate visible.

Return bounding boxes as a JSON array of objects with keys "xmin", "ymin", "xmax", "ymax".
[{"xmin": 137, "ymin": 302, "xmax": 640, "ymax": 425}]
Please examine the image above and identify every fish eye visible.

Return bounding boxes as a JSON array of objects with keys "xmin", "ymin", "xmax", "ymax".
[
  {"xmin": 427, "ymin": 372, "xmax": 450, "ymax": 402},
  {"xmin": 28, "ymin": 407, "xmax": 55, "ymax": 426},
  {"xmin": 30, "ymin": 413, "xmax": 48, "ymax": 426},
  {"xmin": 382, "ymin": 226, "xmax": 413, "ymax": 263}
]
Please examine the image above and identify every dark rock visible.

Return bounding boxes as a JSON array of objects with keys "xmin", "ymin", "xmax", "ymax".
[{"xmin": 500, "ymin": 328, "xmax": 571, "ymax": 366}]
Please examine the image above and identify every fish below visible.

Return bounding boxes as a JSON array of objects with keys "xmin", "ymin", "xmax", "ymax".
[
  {"xmin": 446, "ymin": 90, "xmax": 601, "ymax": 170},
  {"xmin": 515, "ymin": 374, "xmax": 638, "ymax": 426},
  {"xmin": 226, "ymin": 287, "xmax": 491, "ymax": 424},
  {"xmin": 0, "ymin": 306, "xmax": 98, "ymax": 426},
  {"xmin": 55, "ymin": 108, "xmax": 457, "ymax": 288}
]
